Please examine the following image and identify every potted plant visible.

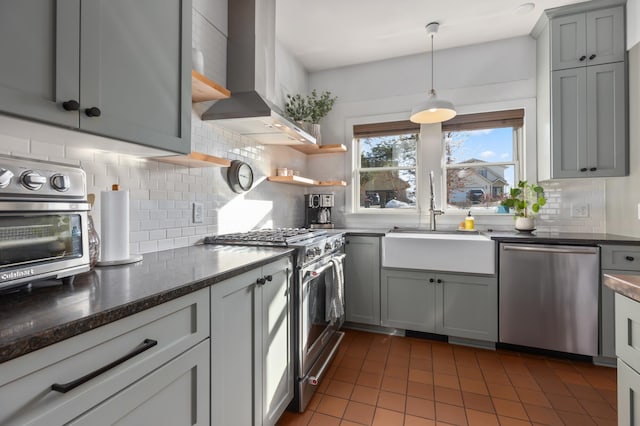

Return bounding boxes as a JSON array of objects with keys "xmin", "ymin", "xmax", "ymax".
[
  {"xmin": 285, "ymin": 89, "xmax": 337, "ymax": 143},
  {"xmin": 500, "ymin": 180, "xmax": 547, "ymax": 231}
]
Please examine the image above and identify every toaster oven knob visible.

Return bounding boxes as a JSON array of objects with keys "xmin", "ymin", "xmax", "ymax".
[
  {"xmin": 21, "ymin": 171, "xmax": 47, "ymax": 190},
  {"xmin": 51, "ymin": 174, "xmax": 71, "ymax": 192},
  {"xmin": 0, "ymin": 169, "xmax": 14, "ymax": 188}
]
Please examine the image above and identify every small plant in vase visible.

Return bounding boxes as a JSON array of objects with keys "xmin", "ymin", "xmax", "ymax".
[
  {"xmin": 500, "ymin": 181, "xmax": 547, "ymax": 231},
  {"xmin": 285, "ymin": 89, "xmax": 337, "ymax": 143}
]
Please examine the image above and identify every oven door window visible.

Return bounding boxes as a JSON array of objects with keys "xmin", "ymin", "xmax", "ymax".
[
  {"xmin": 0, "ymin": 214, "xmax": 83, "ymax": 268},
  {"xmin": 302, "ymin": 261, "xmax": 338, "ymax": 356}
]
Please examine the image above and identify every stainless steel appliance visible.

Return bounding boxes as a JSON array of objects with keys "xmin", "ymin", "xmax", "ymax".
[
  {"xmin": 499, "ymin": 243, "xmax": 600, "ymax": 356},
  {"xmin": 204, "ymin": 228, "xmax": 346, "ymax": 412},
  {"xmin": 305, "ymin": 194, "xmax": 334, "ymax": 229},
  {"xmin": 0, "ymin": 155, "xmax": 90, "ymax": 291}
]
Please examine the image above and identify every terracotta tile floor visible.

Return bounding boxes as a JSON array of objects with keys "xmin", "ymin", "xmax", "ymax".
[{"xmin": 277, "ymin": 329, "xmax": 617, "ymax": 426}]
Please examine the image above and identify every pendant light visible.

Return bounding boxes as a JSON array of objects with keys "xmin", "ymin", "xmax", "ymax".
[{"xmin": 410, "ymin": 22, "xmax": 457, "ymax": 124}]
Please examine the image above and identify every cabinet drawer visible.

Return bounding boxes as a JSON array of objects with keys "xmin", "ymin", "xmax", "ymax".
[
  {"xmin": 617, "ymin": 359, "xmax": 640, "ymax": 426},
  {"xmin": 615, "ymin": 292, "xmax": 640, "ymax": 373},
  {"xmin": 601, "ymin": 245, "xmax": 640, "ymax": 271},
  {"xmin": 0, "ymin": 288, "xmax": 209, "ymax": 426}
]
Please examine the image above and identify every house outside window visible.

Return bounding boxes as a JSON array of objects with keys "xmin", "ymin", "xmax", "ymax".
[
  {"xmin": 353, "ymin": 120, "xmax": 420, "ymax": 211},
  {"xmin": 442, "ymin": 109, "xmax": 523, "ymax": 212}
]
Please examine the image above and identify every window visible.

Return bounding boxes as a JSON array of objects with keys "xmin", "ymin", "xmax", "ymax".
[
  {"xmin": 353, "ymin": 120, "xmax": 419, "ymax": 210},
  {"xmin": 442, "ymin": 109, "xmax": 523, "ymax": 211}
]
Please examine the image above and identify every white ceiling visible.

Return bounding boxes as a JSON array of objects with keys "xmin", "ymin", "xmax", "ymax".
[{"xmin": 276, "ymin": 0, "xmax": 589, "ymax": 72}]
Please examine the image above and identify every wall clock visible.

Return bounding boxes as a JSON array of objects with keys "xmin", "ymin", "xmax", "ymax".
[{"xmin": 227, "ymin": 160, "xmax": 254, "ymax": 193}]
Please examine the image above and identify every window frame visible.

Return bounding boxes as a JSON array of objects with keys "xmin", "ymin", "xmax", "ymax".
[
  {"xmin": 353, "ymin": 123, "xmax": 420, "ymax": 213},
  {"xmin": 442, "ymin": 122, "xmax": 522, "ymax": 213},
  {"xmin": 343, "ymin": 99, "xmax": 536, "ymax": 224}
]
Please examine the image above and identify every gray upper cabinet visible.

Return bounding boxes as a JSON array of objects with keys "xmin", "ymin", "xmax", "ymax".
[
  {"xmin": 551, "ymin": 62, "xmax": 626, "ymax": 178},
  {"xmin": 537, "ymin": 4, "xmax": 627, "ymax": 180},
  {"xmin": 0, "ymin": 1, "xmax": 80, "ymax": 128},
  {"xmin": 0, "ymin": 0, "xmax": 191, "ymax": 154},
  {"xmin": 344, "ymin": 236, "xmax": 381, "ymax": 326},
  {"xmin": 551, "ymin": 7, "xmax": 625, "ymax": 71}
]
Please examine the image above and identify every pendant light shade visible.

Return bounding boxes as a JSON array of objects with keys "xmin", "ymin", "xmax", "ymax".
[{"xmin": 410, "ymin": 22, "xmax": 457, "ymax": 124}]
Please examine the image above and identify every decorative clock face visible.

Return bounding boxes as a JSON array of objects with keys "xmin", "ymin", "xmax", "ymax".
[{"xmin": 227, "ymin": 160, "xmax": 254, "ymax": 193}]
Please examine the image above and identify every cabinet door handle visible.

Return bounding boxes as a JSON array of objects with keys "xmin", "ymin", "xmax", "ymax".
[
  {"xmin": 51, "ymin": 338, "xmax": 158, "ymax": 393},
  {"xmin": 256, "ymin": 277, "xmax": 266, "ymax": 285},
  {"xmin": 265, "ymin": 274, "xmax": 273, "ymax": 282},
  {"xmin": 579, "ymin": 55, "xmax": 587, "ymax": 61},
  {"xmin": 85, "ymin": 107, "xmax": 102, "ymax": 117},
  {"xmin": 437, "ymin": 279, "xmax": 443, "ymax": 284},
  {"xmin": 429, "ymin": 278, "xmax": 434, "ymax": 283},
  {"xmin": 62, "ymin": 100, "xmax": 80, "ymax": 111},
  {"xmin": 580, "ymin": 168, "xmax": 588, "ymax": 172},
  {"xmin": 589, "ymin": 54, "xmax": 596, "ymax": 60},
  {"xmin": 626, "ymin": 256, "xmax": 635, "ymax": 261},
  {"xmin": 589, "ymin": 167, "xmax": 597, "ymax": 172}
]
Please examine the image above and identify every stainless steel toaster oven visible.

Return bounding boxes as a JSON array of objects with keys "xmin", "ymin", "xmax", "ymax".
[{"xmin": 0, "ymin": 155, "xmax": 90, "ymax": 291}]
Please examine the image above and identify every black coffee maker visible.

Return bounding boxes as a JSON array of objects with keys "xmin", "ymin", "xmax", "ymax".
[{"xmin": 304, "ymin": 194, "xmax": 334, "ymax": 229}]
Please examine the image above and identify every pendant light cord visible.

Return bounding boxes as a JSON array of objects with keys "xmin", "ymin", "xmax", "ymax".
[{"xmin": 430, "ymin": 33, "xmax": 435, "ymax": 94}]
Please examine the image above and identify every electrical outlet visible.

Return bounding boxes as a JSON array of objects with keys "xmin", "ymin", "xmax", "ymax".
[
  {"xmin": 571, "ymin": 203, "xmax": 590, "ymax": 218},
  {"xmin": 192, "ymin": 202, "xmax": 203, "ymax": 224}
]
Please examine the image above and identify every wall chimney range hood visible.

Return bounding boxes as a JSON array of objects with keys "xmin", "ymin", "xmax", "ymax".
[{"xmin": 201, "ymin": 0, "xmax": 316, "ymax": 146}]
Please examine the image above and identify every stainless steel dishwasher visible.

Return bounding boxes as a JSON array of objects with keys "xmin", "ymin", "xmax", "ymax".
[{"xmin": 499, "ymin": 243, "xmax": 600, "ymax": 356}]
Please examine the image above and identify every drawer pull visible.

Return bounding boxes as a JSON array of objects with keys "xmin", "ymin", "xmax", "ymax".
[
  {"xmin": 626, "ymin": 256, "xmax": 635, "ymax": 262},
  {"xmin": 51, "ymin": 338, "xmax": 158, "ymax": 393}
]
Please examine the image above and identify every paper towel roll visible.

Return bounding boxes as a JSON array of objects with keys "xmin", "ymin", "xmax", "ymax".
[{"xmin": 100, "ymin": 189, "xmax": 130, "ymax": 262}]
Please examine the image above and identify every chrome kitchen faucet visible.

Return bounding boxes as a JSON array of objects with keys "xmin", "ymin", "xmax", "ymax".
[{"xmin": 429, "ymin": 171, "xmax": 444, "ymax": 231}]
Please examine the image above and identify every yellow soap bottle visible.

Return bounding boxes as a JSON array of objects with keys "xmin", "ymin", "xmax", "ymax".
[{"xmin": 464, "ymin": 211, "xmax": 475, "ymax": 230}]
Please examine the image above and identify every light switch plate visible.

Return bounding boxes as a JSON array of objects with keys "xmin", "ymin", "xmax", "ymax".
[{"xmin": 192, "ymin": 202, "xmax": 203, "ymax": 224}]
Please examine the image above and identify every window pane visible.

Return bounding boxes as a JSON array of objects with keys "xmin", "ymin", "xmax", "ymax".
[
  {"xmin": 445, "ymin": 127, "xmax": 514, "ymax": 165},
  {"xmin": 446, "ymin": 165, "xmax": 515, "ymax": 210},
  {"xmin": 360, "ymin": 134, "xmax": 417, "ymax": 168},
  {"xmin": 359, "ymin": 170, "xmax": 416, "ymax": 209}
]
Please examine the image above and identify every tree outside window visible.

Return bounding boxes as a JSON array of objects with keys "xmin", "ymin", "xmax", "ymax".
[{"xmin": 354, "ymin": 121, "xmax": 419, "ymax": 210}]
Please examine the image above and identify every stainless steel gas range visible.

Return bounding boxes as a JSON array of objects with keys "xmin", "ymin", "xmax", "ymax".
[{"xmin": 205, "ymin": 228, "xmax": 346, "ymax": 412}]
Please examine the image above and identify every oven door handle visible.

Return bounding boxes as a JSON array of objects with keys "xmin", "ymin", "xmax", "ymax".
[{"xmin": 303, "ymin": 253, "xmax": 346, "ymax": 281}]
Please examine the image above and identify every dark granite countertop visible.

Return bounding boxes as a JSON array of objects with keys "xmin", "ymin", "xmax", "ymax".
[
  {"xmin": 0, "ymin": 245, "xmax": 294, "ymax": 364},
  {"xmin": 485, "ymin": 231, "xmax": 640, "ymax": 245},
  {"xmin": 604, "ymin": 273, "xmax": 640, "ymax": 303}
]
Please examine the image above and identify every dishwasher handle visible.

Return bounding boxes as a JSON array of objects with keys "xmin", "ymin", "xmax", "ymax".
[{"xmin": 501, "ymin": 244, "xmax": 599, "ymax": 255}]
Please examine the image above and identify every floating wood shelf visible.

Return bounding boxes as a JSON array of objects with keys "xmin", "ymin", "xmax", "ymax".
[
  {"xmin": 191, "ymin": 70, "xmax": 231, "ymax": 102},
  {"xmin": 153, "ymin": 152, "xmax": 231, "ymax": 168},
  {"xmin": 267, "ymin": 176, "xmax": 347, "ymax": 187},
  {"xmin": 290, "ymin": 144, "xmax": 347, "ymax": 155}
]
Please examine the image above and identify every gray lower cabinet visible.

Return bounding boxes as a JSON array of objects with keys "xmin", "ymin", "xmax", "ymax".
[
  {"xmin": 615, "ymin": 292, "xmax": 640, "ymax": 425},
  {"xmin": 0, "ymin": 0, "xmax": 191, "ymax": 153},
  {"xmin": 68, "ymin": 340, "xmax": 210, "ymax": 426},
  {"xmin": 600, "ymin": 244, "xmax": 640, "ymax": 359},
  {"xmin": 210, "ymin": 257, "xmax": 293, "ymax": 426},
  {"xmin": 0, "ymin": 288, "xmax": 210, "ymax": 426},
  {"xmin": 344, "ymin": 235, "xmax": 381, "ymax": 325},
  {"xmin": 381, "ymin": 268, "xmax": 497, "ymax": 342}
]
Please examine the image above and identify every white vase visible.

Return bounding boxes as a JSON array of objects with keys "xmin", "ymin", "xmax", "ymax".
[
  {"xmin": 515, "ymin": 217, "xmax": 535, "ymax": 231},
  {"xmin": 298, "ymin": 122, "xmax": 321, "ymax": 144}
]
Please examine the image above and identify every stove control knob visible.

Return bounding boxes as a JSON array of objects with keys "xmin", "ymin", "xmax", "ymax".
[
  {"xmin": 0, "ymin": 169, "xmax": 14, "ymax": 188},
  {"xmin": 325, "ymin": 242, "xmax": 332, "ymax": 251},
  {"xmin": 51, "ymin": 174, "xmax": 71, "ymax": 192},
  {"xmin": 21, "ymin": 171, "xmax": 47, "ymax": 190}
]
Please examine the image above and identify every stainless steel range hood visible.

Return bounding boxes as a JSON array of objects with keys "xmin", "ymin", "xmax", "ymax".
[{"xmin": 201, "ymin": 0, "xmax": 316, "ymax": 146}]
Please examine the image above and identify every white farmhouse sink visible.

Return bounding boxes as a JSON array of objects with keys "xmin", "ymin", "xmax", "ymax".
[{"xmin": 382, "ymin": 230, "xmax": 495, "ymax": 274}]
